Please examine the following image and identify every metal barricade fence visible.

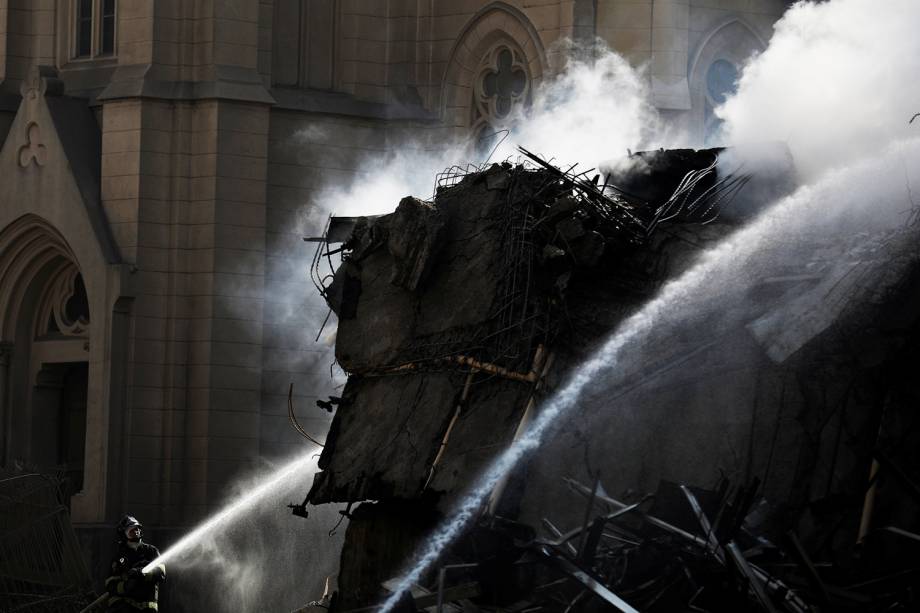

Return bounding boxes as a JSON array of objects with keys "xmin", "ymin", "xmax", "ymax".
[{"xmin": 0, "ymin": 473, "xmax": 94, "ymax": 612}]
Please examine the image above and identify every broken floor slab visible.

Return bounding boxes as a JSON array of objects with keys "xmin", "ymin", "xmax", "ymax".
[{"xmin": 298, "ymin": 146, "xmax": 920, "ymax": 611}]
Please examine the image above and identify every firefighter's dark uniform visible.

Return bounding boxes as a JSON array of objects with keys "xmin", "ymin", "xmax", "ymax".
[{"xmin": 105, "ymin": 542, "xmax": 166, "ymax": 611}]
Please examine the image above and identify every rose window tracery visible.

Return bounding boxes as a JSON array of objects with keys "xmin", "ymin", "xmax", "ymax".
[{"xmin": 472, "ymin": 44, "xmax": 531, "ymax": 149}]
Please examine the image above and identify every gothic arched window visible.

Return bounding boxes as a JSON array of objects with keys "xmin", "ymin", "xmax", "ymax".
[
  {"xmin": 472, "ymin": 44, "xmax": 531, "ymax": 151},
  {"xmin": 704, "ymin": 59, "xmax": 739, "ymax": 144}
]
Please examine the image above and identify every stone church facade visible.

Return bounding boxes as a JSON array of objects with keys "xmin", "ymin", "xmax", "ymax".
[{"xmin": 0, "ymin": 0, "xmax": 786, "ymax": 540}]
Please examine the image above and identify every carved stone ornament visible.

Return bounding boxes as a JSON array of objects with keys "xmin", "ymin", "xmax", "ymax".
[
  {"xmin": 36, "ymin": 268, "xmax": 90, "ymax": 338},
  {"xmin": 18, "ymin": 123, "xmax": 48, "ymax": 167},
  {"xmin": 17, "ymin": 66, "xmax": 63, "ymax": 169},
  {"xmin": 19, "ymin": 65, "xmax": 65, "ymax": 101}
]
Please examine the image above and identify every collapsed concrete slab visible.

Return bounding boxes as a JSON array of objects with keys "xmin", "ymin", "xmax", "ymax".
[
  {"xmin": 308, "ymin": 148, "xmax": 751, "ymax": 507},
  {"xmin": 299, "ymin": 145, "xmax": 920, "ymax": 612}
]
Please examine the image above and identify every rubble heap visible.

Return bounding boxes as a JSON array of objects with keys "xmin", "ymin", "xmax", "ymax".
[
  {"xmin": 309, "ymin": 147, "xmax": 742, "ymax": 504},
  {"xmin": 296, "ymin": 146, "xmax": 920, "ymax": 613}
]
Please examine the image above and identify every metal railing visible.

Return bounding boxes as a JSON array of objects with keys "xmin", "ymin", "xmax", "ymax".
[{"xmin": 0, "ymin": 472, "xmax": 94, "ymax": 612}]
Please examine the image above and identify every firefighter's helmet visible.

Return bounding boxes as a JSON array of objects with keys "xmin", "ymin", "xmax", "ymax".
[{"xmin": 115, "ymin": 515, "xmax": 143, "ymax": 542}]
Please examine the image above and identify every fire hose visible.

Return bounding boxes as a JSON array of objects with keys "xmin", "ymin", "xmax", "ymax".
[
  {"xmin": 78, "ymin": 566, "xmax": 157, "ymax": 613},
  {"xmin": 78, "ymin": 593, "xmax": 110, "ymax": 612}
]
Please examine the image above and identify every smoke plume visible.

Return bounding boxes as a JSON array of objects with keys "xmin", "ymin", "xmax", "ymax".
[
  {"xmin": 319, "ymin": 40, "xmax": 667, "ymax": 218},
  {"xmin": 492, "ymin": 43, "xmax": 667, "ymax": 168},
  {"xmin": 718, "ymin": 0, "xmax": 920, "ymax": 182}
]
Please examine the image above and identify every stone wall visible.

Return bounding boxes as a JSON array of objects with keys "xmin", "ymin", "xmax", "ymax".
[{"xmin": 2, "ymin": 0, "xmax": 55, "ymax": 88}]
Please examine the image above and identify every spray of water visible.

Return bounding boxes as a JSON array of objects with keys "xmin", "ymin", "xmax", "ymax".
[{"xmin": 142, "ymin": 447, "xmax": 322, "ymax": 574}]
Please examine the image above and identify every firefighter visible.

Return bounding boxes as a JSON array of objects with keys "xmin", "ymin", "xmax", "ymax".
[{"xmin": 105, "ymin": 515, "xmax": 166, "ymax": 611}]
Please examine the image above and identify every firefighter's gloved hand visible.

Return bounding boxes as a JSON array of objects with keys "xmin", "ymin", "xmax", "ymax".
[
  {"xmin": 128, "ymin": 568, "xmax": 143, "ymax": 580},
  {"xmin": 146, "ymin": 566, "xmax": 166, "ymax": 583}
]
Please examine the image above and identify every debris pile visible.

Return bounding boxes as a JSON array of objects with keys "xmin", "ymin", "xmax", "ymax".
[
  {"xmin": 384, "ymin": 475, "xmax": 919, "ymax": 613},
  {"xmin": 296, "ymin": 145, "xmax": 920, "ymax": 613},
  {"xmin": 305, "ymin": 146, "xmax": 746, "ymax": 506},
  {"xmin": 0, "ymin": 472, "xmax": 95, "ymax": 612}
]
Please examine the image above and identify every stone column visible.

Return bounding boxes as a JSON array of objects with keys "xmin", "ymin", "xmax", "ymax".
[
  {"xmin": 650, "ymin": 0, "xmax": 691, "ymax": 110},
  {"xmin": 0, "ymin": 3, "xmax": 7, "ymax": 86},
  {"xmin": 573, "ymin": 0, "xmax": 598, "ymax": 46},
  {"xmin": 0, "ymin": 342, "xmax": 11, "ymax": 465}
]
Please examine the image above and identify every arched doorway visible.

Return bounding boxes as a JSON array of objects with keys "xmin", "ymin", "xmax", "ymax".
[
  {"xmin": 0, "ymin": 67, "xmax": 128, "ymax": 524},
  {"xmin": 0, "ymin": 216, "xmax": 90, "ymax": 503}
]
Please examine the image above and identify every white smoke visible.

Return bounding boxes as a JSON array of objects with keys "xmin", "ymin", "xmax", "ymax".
[
  {"xmin": 320, "ymin": 40, "xmax": 667, "ymax": 218},
  {"xmin": 318, "ymin": 142, "xmax": 469, "ymax": 218},
  {"xmin": 321, "ymin": 0, "xmax": 920, "ymax": 219},
  {"xmin": 718, "ymin": 0, "xmax": 920, "ymax": 182},
  {"xmin": 494, "ymin": 44, "xmax": 667, "ymax": 169}
]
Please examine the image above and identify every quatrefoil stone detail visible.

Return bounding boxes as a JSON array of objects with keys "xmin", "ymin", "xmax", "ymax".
[{"xmin": 18, "ymin": 123, "xmax": 48, "ymax": 168}]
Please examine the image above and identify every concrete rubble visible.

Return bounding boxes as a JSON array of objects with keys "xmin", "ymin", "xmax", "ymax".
[{"xmin": 295, "ymin": 146, "xmax": 920, "ymax": 613}]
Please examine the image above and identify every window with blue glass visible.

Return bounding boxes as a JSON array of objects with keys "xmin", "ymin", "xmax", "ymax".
[{"xmin": 704, "ymin": 59, "xmax": 739, "ymax": 144}]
